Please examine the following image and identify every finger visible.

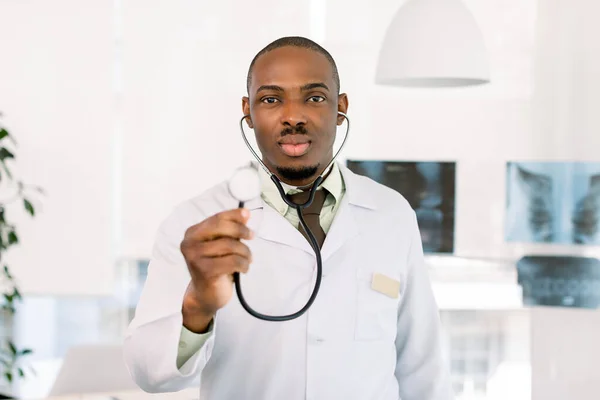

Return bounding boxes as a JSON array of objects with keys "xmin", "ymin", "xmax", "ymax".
[
  {"xmin": 215, "ymin": 208, "xmax": 251, "ymax": 225},
  {"xmin": 200, "ymin": 254, "xmax": 250, "ymax": 279},
  {"xmin": 198, "ymin": 238, "xmax": 252, "ymax": 261},
  {"xmin": 189, "ymin": 209, "xmax": 254, "ymax": 241},
  {"xmin": 202, "ymin": 219, "xmax": 253, "ymax": 241}
]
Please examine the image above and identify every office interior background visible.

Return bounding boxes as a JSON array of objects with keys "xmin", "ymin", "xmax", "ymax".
[{"xmin": 1, "ymin": 0, "xmax": 599, "ymax": 399}]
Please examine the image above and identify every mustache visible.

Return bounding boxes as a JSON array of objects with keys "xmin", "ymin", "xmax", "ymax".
[{"xmin": 281, "ymin": 125, "xmax": 308, "ymax": 136}]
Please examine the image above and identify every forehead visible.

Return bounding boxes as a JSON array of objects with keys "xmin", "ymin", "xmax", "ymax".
[{"xmin": 250, "ymin": 46, "xmax": 334, "ymax": 92}]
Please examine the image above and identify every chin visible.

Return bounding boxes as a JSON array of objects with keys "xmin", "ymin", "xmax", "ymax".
[{"xmin": 275, "ymin": 163, "xmax": 319, "ymax": 182}]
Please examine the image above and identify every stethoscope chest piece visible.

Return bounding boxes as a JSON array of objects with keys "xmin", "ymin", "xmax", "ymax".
[{"xmin": 228, "ymin": 164, "xmax": 261, "ymax": 205}]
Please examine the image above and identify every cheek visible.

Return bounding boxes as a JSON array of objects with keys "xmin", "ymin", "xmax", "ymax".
[
  {"xmin": 251, "ymin": 112, "xmax": 277, "ymax": 136},
  {"xmin": 319, "ymin": 123, "xmax": 338, "ymax": 146},
  {"xmin": 252, "ymin": 130, "xmax": 268, "ymax": 150},
  {"xmin": 252, "ymin": 125, "xmax": 277, "ymax": 152}
]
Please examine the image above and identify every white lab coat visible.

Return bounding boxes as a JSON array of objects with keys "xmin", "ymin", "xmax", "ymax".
[{"xmin": 123, "ymin": 164, "xmax": 454, "ymax": 400}]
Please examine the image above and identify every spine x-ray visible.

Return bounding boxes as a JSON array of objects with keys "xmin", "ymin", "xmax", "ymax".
[
  {"xmin": 505, "ymin": 162, "xmax": 600, "ymax": 245},
  {"xmin": 517, "ymin": 255, "xmax": 600, "ymax": 309}
]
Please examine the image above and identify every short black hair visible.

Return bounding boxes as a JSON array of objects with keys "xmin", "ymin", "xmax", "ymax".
[{"xmin": 246, "ymin": 36, "xmax": 340, "ymax": 95}]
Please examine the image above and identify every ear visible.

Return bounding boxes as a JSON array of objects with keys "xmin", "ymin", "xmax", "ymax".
[
  {"xmin": 337, "ymin": 93, "xmax": 349, "ymax": 125},
  {"xmin": 242, "ymin": 96, "xmax": 253, "ymax": 128}
]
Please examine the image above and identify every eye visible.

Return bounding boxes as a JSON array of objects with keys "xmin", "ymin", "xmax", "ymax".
[
  {"xmin": 261, "ymin": 97, "xmax": 279, "ymax": 104},
  {"xmin": 308, "ymin": 96, "xmax": 325, "ymax": 103}
]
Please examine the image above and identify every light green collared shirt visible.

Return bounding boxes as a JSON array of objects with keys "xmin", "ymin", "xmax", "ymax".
[
  {"xmin": 176, "ymin": 162, "xmax": 346, "ymax": 369},
  {"xmin": 258, "ymin": 161, "xmax": 346, "ymax": 234}
]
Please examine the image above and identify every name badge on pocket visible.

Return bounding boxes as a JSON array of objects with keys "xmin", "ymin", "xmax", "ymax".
[{"xmin": 371, "ymin": 273, "xmax": 401, "ymax": 299}]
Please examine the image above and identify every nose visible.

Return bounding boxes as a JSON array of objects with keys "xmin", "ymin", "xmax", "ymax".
[{"xmin": 280, "ymin": 101, "xmax": 307, "ymax": 128}]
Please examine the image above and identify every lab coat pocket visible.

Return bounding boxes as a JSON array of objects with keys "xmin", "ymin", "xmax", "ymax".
[{"xmin": 354, "ymin": 268, "xmax": 401, "ymax": 342}]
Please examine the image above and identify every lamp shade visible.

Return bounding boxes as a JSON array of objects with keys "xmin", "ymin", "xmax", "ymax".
[{"xmin": 375, "ymin": 0, "xmax": 490, "ymax": 87}]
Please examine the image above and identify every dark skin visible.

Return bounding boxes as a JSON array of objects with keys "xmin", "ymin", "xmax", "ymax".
[
  {"xmin": 243, "ymin": 46, "xmax": 349, "ymax": 187},
  {"xmin": 181, "ymin": 46, "xmax": 349, "ymax": 333}
]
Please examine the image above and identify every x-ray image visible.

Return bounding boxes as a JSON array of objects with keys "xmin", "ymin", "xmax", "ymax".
[
  {"xmin": 505, "ymin": 162, "xmax": 600, "ymax": 245},
  {"xmin": 346, "ymin": 160, "xmax": 456, "ymax": 253},
  {"xmin": 517, "ymin": 255, "xmax": 600, "ymax": 309}
]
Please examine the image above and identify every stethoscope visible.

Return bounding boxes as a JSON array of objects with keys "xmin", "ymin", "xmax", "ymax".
[{"xmin": 227, "ymin": 111, "xmax": 350, "ymax": 322}]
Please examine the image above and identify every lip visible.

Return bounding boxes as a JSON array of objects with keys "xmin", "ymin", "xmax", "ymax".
[
  {"xmin": 279, "ymin": 142, "xmax": 311, "ymax": 157},
  {"xmin": 278, "ymin": 136, "xmax": 310, "ymax": 145}
]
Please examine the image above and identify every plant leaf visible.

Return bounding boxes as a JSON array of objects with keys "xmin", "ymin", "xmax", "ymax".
[
  {"xmin": 18, "ymin": 349, "xmax": 32, "ymax": 356},
  {"xmin": 18, "ymin": 368, "xmax": 25, "ymax": 378},
  {"xmin": 8, "ymin": 342, "xmax": 17, "ymax": 356},
  {"xmin": 0, "ymin": 160, "xmax": 12, "ymax": 180},
  {"xmin": 2, "ymin": 304, "xmax": 16, "ymax": 314},
  {"xmin": 6, "ymin": 371, "xmax": 12, "ymax": 383},
  {"xmin": 7, "ymin": 231, "xmax": 18, "ymax": 245},
  {"xmin": 3, "ymin": 265, "xmax": 11, "ymax": 279},
  {"xmin": 0, "ymin": 129, "xmax": 8, "ymax": 141},
  {"xmin": 23, "ymin": 199, "xmax": 35, "ymax": 216},
  {"xmin": 0, "ymin": 147, "xmax": 14, "ymax": 161}
]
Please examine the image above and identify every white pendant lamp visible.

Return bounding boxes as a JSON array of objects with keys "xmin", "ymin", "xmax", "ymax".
[{"xmin": 375, "ymin": 0, "xmax": 490, "ymax": 87}]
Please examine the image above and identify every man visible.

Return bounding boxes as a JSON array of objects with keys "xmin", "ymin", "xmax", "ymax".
[{"xmin": 124, "ymin": 36, "xmax": 453, "ymax": 400}]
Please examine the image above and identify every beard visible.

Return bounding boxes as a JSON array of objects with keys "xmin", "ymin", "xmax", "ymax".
[{"xmin": 276, "ymin": 164, "xmax": 319, "ymax": 181}]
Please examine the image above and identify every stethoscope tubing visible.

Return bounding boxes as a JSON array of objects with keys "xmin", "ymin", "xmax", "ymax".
[{"xmin": 233, "ymin": 113, "xmax": 350, "ymax": 321}]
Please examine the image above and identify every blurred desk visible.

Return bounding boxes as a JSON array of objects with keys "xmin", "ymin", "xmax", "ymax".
[{"xmin": 8, "ymin": 355, "xmax": 199, "ymax": 400}]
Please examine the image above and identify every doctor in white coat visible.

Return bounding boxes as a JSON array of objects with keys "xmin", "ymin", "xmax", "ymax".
[{"xmin": 123, "ymin": 36, "xmax": 454, "ymax": 400}]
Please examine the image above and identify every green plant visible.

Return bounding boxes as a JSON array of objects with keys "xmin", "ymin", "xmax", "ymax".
[{"xmin": 0, "ymin": 113, "xmax": 43, "ymax": 389}]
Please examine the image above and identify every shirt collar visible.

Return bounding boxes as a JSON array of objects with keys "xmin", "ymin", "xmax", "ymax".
[{"xmin": 258, "ymin": 162, "xmax": 344, "ymax": 215}]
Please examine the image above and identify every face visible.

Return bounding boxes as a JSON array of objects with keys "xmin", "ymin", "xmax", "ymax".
[{"xmin": 242, "ymin": 46, "xmax": 348, "ymax": 187}]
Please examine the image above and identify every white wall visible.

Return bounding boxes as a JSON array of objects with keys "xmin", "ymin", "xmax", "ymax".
[
  {"xmin": 0, "ymin": 1, "xmax": 114, "ymax": 295},
  {"xmin": 531, "ymin": 307, "xmax": 600, "ymax": 400},
  {"xmin": 2, "ymin": 0, "xmax": 599, "ymax": 295},
  {"xmin": 118, "ymin": 0, "xmax": 314, "ymax": 258},
  {"xmin": 330, "ymin": 0, "xmax": 600, "ymax": 262}
]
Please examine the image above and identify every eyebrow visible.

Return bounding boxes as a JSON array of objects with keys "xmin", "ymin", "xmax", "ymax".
[
  {"xmin": 301, "ymin": 82, "xmax": 330, "ymax": 92},
  {"xmin": 255, "ymin": 82, "xmax": 330, "ymax": 94},
  {"xmin": 256, "ymin": 84, "xmax": 284, "ymax": 94}
]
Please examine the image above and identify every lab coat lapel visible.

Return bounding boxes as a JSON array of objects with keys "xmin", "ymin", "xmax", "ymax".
[
  {"xmin": 320, "ymin": 194, "xmax": 358, "ymax": 262},
  {"xmin": 246, "ymin": 196, "xmax": 314, "ymax": 254},
  {"xmin": 321, "ymin": 165, "xmax": 377, "ymax": 262}
]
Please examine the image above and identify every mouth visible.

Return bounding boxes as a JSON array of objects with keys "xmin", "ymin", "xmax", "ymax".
[{"xmin": 278, "ymin": 141, "xmax": 311, "ymax": 157}]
